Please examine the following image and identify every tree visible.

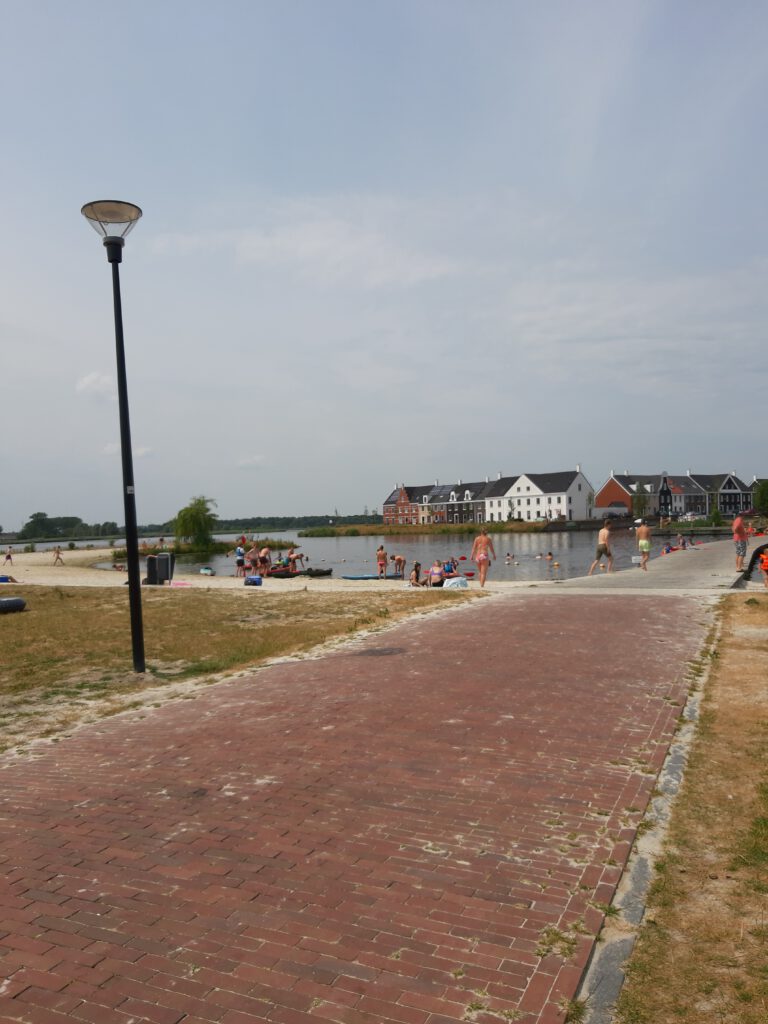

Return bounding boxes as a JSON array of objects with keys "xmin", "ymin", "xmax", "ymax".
[
  {"xmin": 632, "ymin": 490, "xmax": 649, "ymax": 519},
  {"xmin": 19, "ymin": 512, "xmax": 51, "ymax": 539},
  {"xmin": 174, "ymin": 496, "xmax": 218, "ymax": 548},
  {"xmin": 754, "ymin": 481, "xmax": 768, "ymax": 516}
]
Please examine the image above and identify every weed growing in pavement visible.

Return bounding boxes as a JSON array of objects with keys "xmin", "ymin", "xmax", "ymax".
[{"xmin": 536, "ymin": 925, "xmax": 578, "ymax": 959}]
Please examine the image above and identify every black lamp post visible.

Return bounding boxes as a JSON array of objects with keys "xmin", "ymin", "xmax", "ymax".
[{"xmin": 81, "ymin": 200, "xmax": 145, "ymax": 673}]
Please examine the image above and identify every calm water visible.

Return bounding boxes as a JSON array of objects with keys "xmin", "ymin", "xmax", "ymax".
[
  {"xmin": 36, "ymin": 530, "xmax": 718, "ymax": 582},
  {"xmin": 147, "ymin": 530, "xmax": 678, "ymax": 581}
]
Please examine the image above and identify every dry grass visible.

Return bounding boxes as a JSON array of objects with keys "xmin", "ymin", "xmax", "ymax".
[
  {"xmin": 616, "ymin": 593, "xmax": 768, "ymax": 1024},
  {"xmin": 0, "ymin": 584, "xmax": 473, "ymax": 753}
]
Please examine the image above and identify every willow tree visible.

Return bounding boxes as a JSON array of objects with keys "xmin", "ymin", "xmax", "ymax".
[{"xmin": 174, "ymin": 496, "xmax": 218, "ymax": 549}]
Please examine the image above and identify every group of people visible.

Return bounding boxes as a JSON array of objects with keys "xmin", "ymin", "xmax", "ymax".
[
  {"xmin": 374, "ymin": 547, "xmax": 407, "ymax": 578},
  {"xmin": 375, "ymin": 529, "xmax": 498, "ymax": 588},
  {"xmin": 408, "ymin": 556, "xmax": 463, "ymax": 587},
  {"xmin": 4, "ymin": 545, "xmax": 64, "ymax": 567},
  {"xmin": 589, "ymin": 518, "xmax": 654, "ymax": 575},
  {"xmin": 231, "ymin": 541, "xmax": 305, "ymax": 577}
]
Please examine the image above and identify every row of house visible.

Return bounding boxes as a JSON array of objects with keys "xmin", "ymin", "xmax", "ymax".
[
  {"xmin": 594, "ymin": 471, "xmax": 762, "ymax": 518},
  {"xmin": 383, "ymin": 468, "xmax": 594, "ymax": 525},
  {"xmin": 383, "ymin": 469, "xmax": 764, "ymax": 525}
]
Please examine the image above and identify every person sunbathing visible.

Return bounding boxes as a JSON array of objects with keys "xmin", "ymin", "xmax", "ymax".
[{"xmin": 427, "ymin": 560, "xmax": 445, "ymax": 587}]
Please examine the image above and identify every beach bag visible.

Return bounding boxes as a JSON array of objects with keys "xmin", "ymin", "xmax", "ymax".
[
  {"xmin": 244, "ymin": 575, "xmax": 262, "ymax": 587},
  {"xmin": 443, "ymin": 576, "xmax": 469, "ymax": 589}
]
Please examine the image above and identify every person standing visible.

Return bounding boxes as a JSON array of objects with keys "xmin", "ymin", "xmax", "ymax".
[
  {"xmin": 3, "ymin": 546, "xmax": 12, "ymax": 566},
  {"xmin": 234, "ymin": 544, "xmax": 246, "ymax": 577},
  {"xmin": 245, "ymin": 543, "xmax": 259, "ymax": 574},
  {"xmin": 470, "ymin": 528, "xmax": 496, "ymax": 587},
  {"xmin": 52, "ymin": 545, "xmax": 64, "ymax": 566},
  {"xmin": 732, "ymin": 513, "xmax": 748, "ymax": 572},
  {"xmin": 636, "ymin": 520, "xmax": 652, "ymax": 571},
  {"xmin": 259, "ymin": 546, "xmax": 272, "ymax": 576},
  {"xmin": 588, "ymin": 520, "xmax": 614, "ymax": 575},
  {"xmin": 376, "ymin": 545, "xmax": 388, "ymax": 579}
]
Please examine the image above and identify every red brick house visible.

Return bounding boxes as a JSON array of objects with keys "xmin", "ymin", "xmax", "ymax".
[{"xmin": 382, "ymin": 485, "xmax": 433, "ymax": 525}]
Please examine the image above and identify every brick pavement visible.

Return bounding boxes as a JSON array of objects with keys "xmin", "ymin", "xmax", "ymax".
[{"xmin": 0, "ymin": 592, "xmax": 710, "ymax": 1024}]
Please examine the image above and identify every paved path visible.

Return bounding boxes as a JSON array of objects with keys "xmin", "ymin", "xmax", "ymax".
[{"xmin": 0, "ymin": 544, "xmax": 740, "ymax": 1024}]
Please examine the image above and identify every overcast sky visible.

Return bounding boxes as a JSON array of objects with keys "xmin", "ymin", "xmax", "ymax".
[{"xmin": 2, "ymin": 1, "xmax": 766, "ymax": 531}]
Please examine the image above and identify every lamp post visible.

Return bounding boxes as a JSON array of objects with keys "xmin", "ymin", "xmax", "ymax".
[{"xmin": 81, "ymin": 200, "xmax": 145, "ymax": 673}]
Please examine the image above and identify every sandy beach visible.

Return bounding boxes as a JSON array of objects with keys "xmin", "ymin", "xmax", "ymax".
[
  {"xmin": 1, "ymin": 548, "xmax": 513, "ymax": 594},
  {"xmin": 2, "ymin": 536, "xmax": 748, "ymax": 595}
]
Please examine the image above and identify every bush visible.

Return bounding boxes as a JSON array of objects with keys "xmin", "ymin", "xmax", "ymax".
[{"xmin": 23, "ymin": 543, "xmax": 36, "ymax": 553}]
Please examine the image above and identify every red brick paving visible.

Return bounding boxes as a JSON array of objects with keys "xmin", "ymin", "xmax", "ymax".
[{"xmin": 0, "ymin": 593, "xmax": 708, "ymax": 1023}]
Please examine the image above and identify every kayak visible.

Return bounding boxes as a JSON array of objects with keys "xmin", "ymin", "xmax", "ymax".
[
  {"xmin": 341, "ymin": 574, "xmax": 403, "ymax": 581},
  {"xmin": 268, "ymin": 568, "xmax": 333, "ymax": 579}
]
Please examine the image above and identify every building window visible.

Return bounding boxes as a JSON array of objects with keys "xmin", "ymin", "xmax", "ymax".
[
  {"xmin": 526, "ymin": 498, "xmax": 530, "ymax": 506},
  {"xmin": 578, "ymin": 483, "xmax": 582, "ymax": 491},
  {"xmin": 547, "ymin": 497, "xmax": 551, "ymax": 504}
]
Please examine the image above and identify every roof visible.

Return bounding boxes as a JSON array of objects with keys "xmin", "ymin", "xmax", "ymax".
[
  {"xmin": 480, "ymin": 475, "xmax": 520, "ymax": 498},
  {"xmin": 688, "ymin": 473, "xmax": 751, "ymax": 492},
  {"xmin": 660, "ymin": 475, "xmax": 707, "ymax": 496},
  {"xmin": 521, "ymin": 471, "xmax": 579, "ymax": 493}
]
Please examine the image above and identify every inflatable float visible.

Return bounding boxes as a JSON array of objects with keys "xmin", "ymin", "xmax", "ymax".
[{"xmin": 0, "ymin": 597, "xmax": 26, "ymax": 614}]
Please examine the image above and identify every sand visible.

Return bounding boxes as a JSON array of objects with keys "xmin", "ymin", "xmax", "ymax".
[{"xmin": 1, "ymin": 547, "xmax": 516, "ymax": 594}]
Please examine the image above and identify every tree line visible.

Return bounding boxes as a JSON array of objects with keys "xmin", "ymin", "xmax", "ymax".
[{"xmin": 13, "ymin": 505, "xmax": 381, "ymax": 543}]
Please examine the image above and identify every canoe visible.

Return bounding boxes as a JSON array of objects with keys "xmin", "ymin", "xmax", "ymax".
[
  {"xmin": 0, "ymin": 597, "xmax": 26, "ymax": 614},
  {"xmin": 268, "ymin": 568, "xmax": 334, "ymax": 579}
]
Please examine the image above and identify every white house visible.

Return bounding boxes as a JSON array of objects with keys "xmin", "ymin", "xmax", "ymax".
[
  {"xmin": 481, "ymin": 475, "xmax": 521, "ymax": 523},
  {"xmin": 509, "ymin": 467, "xmax": 593, "ymax": 521}
]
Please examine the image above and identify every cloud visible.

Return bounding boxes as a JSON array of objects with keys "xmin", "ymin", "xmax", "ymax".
[
  {"xmin": 236, "ymin": 454, "xmax": 266, "ymax": 468},
  {"xmin": 151, "ymin": 197, "xmax": 463, "ymax": 290},
  {"xmin": 76, "ymin": 372, "xmax": 116, "ymax": 401}
]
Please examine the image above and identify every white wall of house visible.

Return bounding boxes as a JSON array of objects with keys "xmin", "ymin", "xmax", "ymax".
[
  {"xmin": 511, "ymin": 472, "xmax": 593, "ymax": 521},
  {"xmin": 484, "ymin": 493, "xmax": 517, "ymax": 522}
]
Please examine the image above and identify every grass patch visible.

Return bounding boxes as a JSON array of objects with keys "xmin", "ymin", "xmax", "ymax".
[
  {"xmin": 616, "ymin": 594, "xmax": 768, "ymax": 1024},
  {"xmin": 0, "ymin": 584, "xmax": 472, "ymax": 748}
]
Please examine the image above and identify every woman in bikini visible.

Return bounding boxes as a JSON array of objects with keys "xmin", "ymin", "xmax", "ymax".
[
  {"xmin": 470, "ymin": 529, "xmax": 496, "ymax": 587},
  {"xmin": 376, "ymin": 545, "xmax": 388, "ymax": 579},
  {"xmin": 427, "ymin": 559, "xmax": 445, "ymax": 587}
]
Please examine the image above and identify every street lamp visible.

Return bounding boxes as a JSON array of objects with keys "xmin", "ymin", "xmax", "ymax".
[{"xmin": 81, "ymin": 200, "xmax": 145, "ymax": 673}]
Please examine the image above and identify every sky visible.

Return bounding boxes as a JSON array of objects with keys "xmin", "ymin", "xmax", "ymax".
[{"xmin": 1, "ymin": 0, "xmax": 767, "ymax": 531}]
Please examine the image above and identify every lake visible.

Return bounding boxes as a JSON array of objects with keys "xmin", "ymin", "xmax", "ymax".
[
  {"xmin": 41, "ymin": 529, "xmax": 718, "ymax": 582},
  {"xmin": 155, "ymin": 529, "xmax": 690, "ymax": 581}
]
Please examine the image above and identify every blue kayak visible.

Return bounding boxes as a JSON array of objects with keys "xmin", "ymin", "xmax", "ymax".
[{"xmin": 341, "ymin": 574, "xmax": 402, "ymax": 581}]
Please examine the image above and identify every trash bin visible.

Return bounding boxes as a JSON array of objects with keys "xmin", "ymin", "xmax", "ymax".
[
  {"xmin": 145, "ymin": 554, "xmax": 158, "ymax": 585},
  {"xmin": 156, "ymin": 552, "xmax": 175, "ymax": 583}
]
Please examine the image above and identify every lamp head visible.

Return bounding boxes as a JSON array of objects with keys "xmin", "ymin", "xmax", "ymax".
[{"xmin": 81, "ymin": 200, "xmax": 142, "ymax": 239}]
